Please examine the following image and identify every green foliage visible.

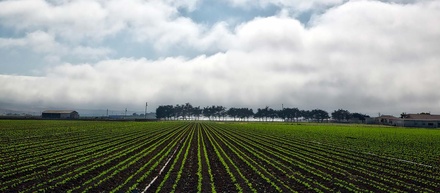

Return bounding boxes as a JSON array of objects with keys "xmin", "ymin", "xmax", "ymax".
[
  {"xmin": 235, "ymin": 122, "xmax": 440, "ymax": 165},
  {"xmin": 0, "ymin": 120, "xmax": 439, "ymax": 192}
]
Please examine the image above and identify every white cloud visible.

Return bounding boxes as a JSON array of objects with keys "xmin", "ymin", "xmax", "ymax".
[
  {"xmin": 1, "ymin": 0, "xmax": 440, "ymax": 115},
  {"xmin": 0, "ymin": 0, "xmax": 223, "ymax": 57},
  {"xmin": 0, "ymin": 31, "xmax": 111, "ymax": 60},
  {"xmin": 231, "ymin": 16, "xmax": 306, "ymax": 52},
  {"xmin": 224, "ymin": 0, "xmax": 431, "ymax": 11},
  {"xmin": 0, "ymin": 31, "xmax": 65, "ymax": 53},
  {"xmin": 0, "ymin": 0, "xmax": 204, "ymax": 44},
  {"xmin": 225, "ymin": 0, "xmax": 344, "ymax": 11},
  {"xmin": 164, "ymin": 0, "xmax": 201, "ymax": 11},
  {"xmin": 0, "ymin": 0, "xmax": 108, "ymax": 40},
  {"xmin": 0, "ymin": 38, "xmax": 27, "ymax": 48},
  {"xmin": 71, "ymin": 46, "xmax": 112, "ymax": 59},
  {"xmin": 26, "ymin": 31, "xmax": 65, "ymax": 53}
]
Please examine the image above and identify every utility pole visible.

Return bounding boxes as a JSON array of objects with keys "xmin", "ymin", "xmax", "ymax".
[
  {"xmin": 125, "ymin": 108, "xmax": 127, "ymax": 119},
  {"xmin": 145, "ymin": 102, "xmax": 148, "ymax": 119}
]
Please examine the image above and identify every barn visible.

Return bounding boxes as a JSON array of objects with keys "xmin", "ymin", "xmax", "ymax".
[
  {"xmin": 42, "ymin": 110, "xmax": 80, "ymax": 119},
  {"xmin": 398, "ymin": 113, "xmax": 440, "ymax": 128},
  {"xmin": 376, "ymin": 113, "xmax": 440, "ymax": 128}
]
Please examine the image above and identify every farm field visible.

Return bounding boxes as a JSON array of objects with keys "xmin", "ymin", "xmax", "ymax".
[{"xmin": 0, "ymin": 120, "xmax": 439, "ymax": 192}]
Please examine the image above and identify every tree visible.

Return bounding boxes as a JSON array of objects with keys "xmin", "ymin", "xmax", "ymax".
[
  {"xmin": 203, "ymin": 106, "xmax": 214, "ymax": 120},
  {"xmin": 400, "ymin": 112, "xmax": 408, "ymax": 119},
  {"xmin": 202, "ymin": 105, "xmax": 226, "ymax": 120},
  {"xmin": 277, "ymin": 109, "xmax": 286, "ymax": 121},
  {"xmin": 332, "ymin": 109, "xmax": 351, "ymax": 122},
  {"xmin": 156, "ymin": 105, "xmax": 174, "ymax": 120},
  {"xmin": 301, "ymin": 110, "xmax": 312, "ymax": 121},
  {"xmin": 215, "ymin": 106, "xmax": 226, "ymax": 121},
  {"xmin": 240, "ymin": 108, "xmax": 254, "ymax": 121},
  {"xmin": 281, "ymin": 108, "xmax": 300, "ymax": 122},
  {"xmin": 156, "ymin": 106, "xmax": 166, "ymax": 119},
  {"xmin": 255, "ymin": 106, "xmax": 275, "ymax": 121},
  {"xmin": 268, "ymin": 108, "xmax": 277, "ymax": 121},
  {"xmin": 227, "ymin": 108, "xmax": 239, "ymax": 121},
  {"xmin": 311, "ymin": 109, "xmax": 329, "ymax": 122},
  {"xmin": 182, "ymin": 103, "xmax": 193, "ymax": 120},
  {"xmin": 254, "ymin": 106, "xmax": 270, "ymax": 121},
  {"xmin": 157, "ymin": 103, "xmax": 369, "ymax": 124},
  {"xmin": 254, "ymin": 108, "xmax": 262, "ymax": 121},
  {"xmin": 193, "ymin": 106, "xmax": 202, "ymax": 120},
  {"xmin": 352, "ymin": 112, "xmax": 370, "ymax": 122},
  {"xmin": 173, "ymin": 104, "xmax": 183, "ymax": 120},
  {"xmin": 226, "ymin": 107, "xmax": 254, "ymax": 121}
]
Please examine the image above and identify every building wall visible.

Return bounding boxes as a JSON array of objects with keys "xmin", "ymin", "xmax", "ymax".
[
  {"xmin": 365, "ymin": 118, "xmax": 376, "ymax": 124},
  {"xmin": 42, "ymin": 112, "xmax": 79, "ymax": 119},
  {"xmin": 42, "ymin": 113, "xmax": 61, "ymax": 119},
  {"xmin": 403, "ymin": 120, "xmax": 440, "ymax": 128},
  {"xmin": 60, "ymin": 113, "xmax": 70, "ymax": 119},
  {"xmin": 394, "ymin": 120, "xmax": 405, "ymax": 127},
  {"xmin": 70, "ymin": 112, "xmax": 80, "ymax": 119}
]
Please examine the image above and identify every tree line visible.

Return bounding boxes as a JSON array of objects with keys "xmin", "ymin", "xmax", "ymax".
[{"xmin": 156, "ymin": 103, "xmax": 370, "ymax": 122}]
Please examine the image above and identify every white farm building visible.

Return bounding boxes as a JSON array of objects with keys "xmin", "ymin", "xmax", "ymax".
[
  {"xmin": 376, "ymin": 113, "xmax": 440, "ymax": 128},
  {"xmin": 42, "ymin": 110, "xmax": 80, "ymax": 119}
]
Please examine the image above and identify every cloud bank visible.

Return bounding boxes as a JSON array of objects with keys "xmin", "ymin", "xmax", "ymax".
[{"xmin": 0, "ymin": 0, "xmax": 440, "ymax": 116}]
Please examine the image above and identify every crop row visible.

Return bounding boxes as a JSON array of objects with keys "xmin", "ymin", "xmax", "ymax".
[
  {"xmin": 211, "ymin": 123, "xmax": 439, "ymax": 192},
  {"xmin": 1, "ymin": 121, "xmax": 438, "ymax": 192},
  {"xmin": 0, "ymin": 121, "xmax": 189, "ymax": 192}
]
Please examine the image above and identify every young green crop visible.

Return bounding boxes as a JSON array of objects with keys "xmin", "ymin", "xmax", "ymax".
[
  {"xmin": 234, "ymin": 122, "xmax": 440, "ymax": 166},
  {"xmin": 1, "ymin": 120, "xmax": 438, "ymax": 192},
  {"xmin": 199, "ymin": 124, "xmax": 217, "ymax": 193},
  {"xmin": 196, "ymin": 124, "xmax": 203, "ymax": 193}
]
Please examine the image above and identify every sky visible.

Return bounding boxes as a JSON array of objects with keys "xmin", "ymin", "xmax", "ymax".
[{"xmin": 0, "ymin": 0, "xmax": 440, "ymax": 116}]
